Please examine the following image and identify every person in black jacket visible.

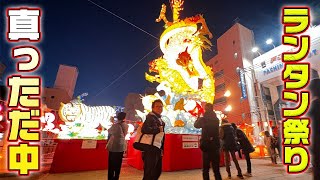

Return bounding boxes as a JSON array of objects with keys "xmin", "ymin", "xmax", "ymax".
[
  {"xmin": 220, "ymin": 120, "xmax": 243, "ymax": 179},
  {"xmin": 194, "ymin": 103, "xmax": 222, "ymax": 180},
  {"xmin": 308, "ymin": 78, "xmax": 320, "ymax": 180},
  {"xmin": 141, "ymin": 99, "xmax": 165, "ymax": 180},
  {"xmin": 232, "ymin": 123, "xmax": 254, "ymax": 177}
]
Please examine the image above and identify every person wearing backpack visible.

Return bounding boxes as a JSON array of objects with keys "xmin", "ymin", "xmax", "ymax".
[
  {"xmin": 194, "ymin": 103, "xmax": 222, "ymax": 180},
  {"xmin": 231, "ymin": 123, "xmax": 255, "ymax": 177},
  {"xmin": 107, "ymin": 112, "xmax": 128, "ymax": 180}
]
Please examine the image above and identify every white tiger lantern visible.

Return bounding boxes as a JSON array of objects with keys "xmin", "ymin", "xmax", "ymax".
[{"xmin": 59, "ymin": 102, "xmax": 116, "ymax": 130}]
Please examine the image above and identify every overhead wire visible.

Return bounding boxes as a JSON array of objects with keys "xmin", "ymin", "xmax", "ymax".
[
  {"xmin": 88, "ymin": 0, "xmax": 159, "ymax": 40},
  {"xmin": 87, "ymin": 0, "xmax": 160, "ymax": 100}
]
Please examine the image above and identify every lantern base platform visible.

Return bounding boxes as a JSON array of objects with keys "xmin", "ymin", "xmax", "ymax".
[
  {"xmin": 127, "ymin": 134, "xmax": 225, "ymax": 171},
  {"xmin": 49, "ymin": 139, "xmax": 108, "ymax": 173}
]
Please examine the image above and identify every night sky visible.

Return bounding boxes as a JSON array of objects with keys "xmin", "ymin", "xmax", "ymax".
[{"xmin": 0, "ymin": 0, "xmax": 319, "ymax": 106}]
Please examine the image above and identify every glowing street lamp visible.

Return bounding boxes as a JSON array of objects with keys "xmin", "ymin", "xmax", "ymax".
[
  {"xmin": 224, "ymin": 90, "xmax": 231, "ymax": 97},
  {"xmin": 266, "ymin": 38, "xmax": 275, "ymax": 48},
  {"xmin": 251, "ymin": 47, "xmax": 258, "ymax": 52},
  {"xmin": 225, "ymin": 105, "xmax": 232, "ymax": 112},
  {"xmin": 252, "ymin": 47, "xmax": 261, "ymax": 56}
]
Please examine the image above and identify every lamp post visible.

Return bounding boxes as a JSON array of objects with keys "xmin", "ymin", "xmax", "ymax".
[
  {"xmin": 252, "ymin": 47, "xmax": 261, "ymax": 56},
  {"xmin": 266, "ymin": 38, "xmax": 276, "ymax": 48}
]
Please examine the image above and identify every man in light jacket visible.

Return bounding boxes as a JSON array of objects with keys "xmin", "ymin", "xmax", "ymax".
[{"xmin": 107, "ymin": 112, "xmax": 128, "ymax": 180}]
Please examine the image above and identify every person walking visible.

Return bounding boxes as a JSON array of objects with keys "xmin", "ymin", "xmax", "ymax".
[
  {"xmin": 220, "ymin": 119, "xmax": 244, "ymax": 179},
  {"xmin": 272, "ymin": 126, "xmax": 282, "ymax": 162},
  {"xmin": 308, "ymin": 78, "xmax": 320, "ymax": 180},
  {"xmin": 231, "ymin": 123, "xmax": 255, "ymax": 177},
  {"xmin": 141, "ymin": 99, "xmax": 165, "ymax": 180},
  {"xmin": 194, "ymin": 103, "xmax": 222, "ymax": 180},
  {"xmin": 264, "ymin": 131, "xmax": 277, "ymax": 164},
  {"xmin": 107, "ymin": 112, "xmax": 129, "ymax": 180}
]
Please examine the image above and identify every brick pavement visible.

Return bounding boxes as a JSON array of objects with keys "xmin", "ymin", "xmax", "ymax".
[{"xmin": 3, "ymin": 158, "xmax": 313, "ymax": 180}]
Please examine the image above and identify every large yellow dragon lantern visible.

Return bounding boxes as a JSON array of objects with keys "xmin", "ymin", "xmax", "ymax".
[
  {"xmin": 146, "ymin": 0, "xmax": 215, "ymax": 103},
  {"xmin": 136, "ymin": 1, "xmax": 218, "ymax": 134}
]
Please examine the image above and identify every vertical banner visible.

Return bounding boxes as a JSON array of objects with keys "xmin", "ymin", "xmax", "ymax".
[
  {"xmin": 239, "ymin": 69, "xmax": 247, "ymax": 99},
  {"xmin": 5, "ymin": 6, "xmax": 43, "ymax": 176}
]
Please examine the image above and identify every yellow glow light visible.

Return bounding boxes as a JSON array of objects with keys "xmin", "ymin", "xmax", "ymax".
[
  {"xmin": 225, "ymin": 105, "xmax": 232, "ymax": 112},
  {"xmin": 224, "ymin": 90, "xmax": 231, "ymax": 97}
]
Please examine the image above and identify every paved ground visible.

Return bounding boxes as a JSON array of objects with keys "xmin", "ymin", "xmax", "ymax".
[{"xmin": 3, "ymin": 158, "xmax": 313, "ymax": 180}]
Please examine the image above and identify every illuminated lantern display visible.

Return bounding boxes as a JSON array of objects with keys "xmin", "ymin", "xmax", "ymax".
[
  {"xmin": 125, "ymin": 124, "xmax": 135, "ymax": 140},
  {"xmin": 136, "ymin": 0, "xmax": 216, "ymax": 134},
  {"xmin": 238, "ymin": 122, "xmax": 254, "ymax": 144},
  {"xmin": 58, "ymin": 97, "xmax": 116, "ymax": 139},
  {"xmin": 40, "ymin": 112, "xmax": 60, "ymax": 134},
  {"xmin": 174, "ymin": 119, "xmax": 185, "ymax": 127}
]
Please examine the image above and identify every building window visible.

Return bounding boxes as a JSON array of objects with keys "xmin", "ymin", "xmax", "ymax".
[
  {"xmin": 216, "ymin": 83, "xmax": 226, "ymax": 92},
  {"xmin": 214, "ymin": 60, "xmax": 218, "ymax": 65},
  {"xmin": 214, "ymin": 70, "xmax": 224, "ymax": 79},
  {"xmin": 268, "ymin": 110, "xmax": 275, "ymax": 115},
  {"xmin": 233, "ymin": 40, "xmax": 236, "ymax": 45},
  {"xmin": 265, "ymin": 95, "xmax": 272, "ymax": 101},
  {"xmin": 214, "ymin": 97, "xmax": 227, "ymax": 104},
  {"xmin": 51, "ymin": 96, "xmax": 55, "ymax": 99}
]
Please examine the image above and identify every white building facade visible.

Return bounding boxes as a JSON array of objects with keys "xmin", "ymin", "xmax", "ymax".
[{"xmin": 252, "ymin": 25, "xmax": 320, "ymax": 130}]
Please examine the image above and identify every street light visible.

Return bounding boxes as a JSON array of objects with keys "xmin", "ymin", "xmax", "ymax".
[
  {"xmin": 251, "ymin": 47, "xmax": 261, "ymax": 56},
  {"xmin": 266, "ymin": 38, "xmax": 275, "ymax": 48},
  {"xmin": 236, "ymin": 67, "xmax": 241, "ymax": 73},
  {"xmin": 224, "ymin": 90, "xmax": 231, "ymax": 97}
]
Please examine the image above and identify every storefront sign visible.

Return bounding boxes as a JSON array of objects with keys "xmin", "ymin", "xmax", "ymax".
[
  {"xmin": 182, "ymin": 142, "xmax": 198, "ymax": 149},
  {"xmin": 263, "ymin": 63, "xmax": 284, "ymax": 76},
  {"xmin": 81, "ymin": 140, "xmax": 97, "ymax": 149},
  {"xmin": 253, "ymin": 25, "xmax": 320, "ymax": 83}
]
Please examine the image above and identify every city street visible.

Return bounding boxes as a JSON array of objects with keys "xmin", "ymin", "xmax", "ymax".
[{"xmin": 3, "ymin": 158, "xmax": 312, "ymax": 180}]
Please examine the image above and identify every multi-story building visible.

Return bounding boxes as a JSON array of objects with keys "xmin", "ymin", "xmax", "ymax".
[
  {"xmin": 54, "ymin": 64, "xmax": 78, "ymax": 98},
  {"xmin": 43, "ymin": 64, "xmax": 78, "ymax": 110},
  {"xmin": 42, "ymin": 87, "xmax": 71, "ymax": 110},
  {"xmin": 206, "ymin": 23, "xmax": 260, "ymax": 128}
]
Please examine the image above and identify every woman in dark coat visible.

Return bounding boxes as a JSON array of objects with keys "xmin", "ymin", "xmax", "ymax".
[
  {"xmin": 220, "ymin": 120, "xmax": 243, "ymax": 179},
  {"xmin": 232, "ymin": 123, "xmax": 255, "ymax": 177}
]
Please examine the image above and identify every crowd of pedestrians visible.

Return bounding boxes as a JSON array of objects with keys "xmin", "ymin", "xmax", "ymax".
[{"xmin": 106, "ymin": 97, "xmax": 318, "ymax": 180}]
